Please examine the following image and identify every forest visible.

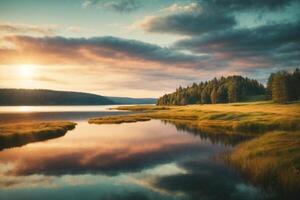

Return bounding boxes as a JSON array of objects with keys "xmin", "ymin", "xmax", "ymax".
[
  {"xmin": 267, "ymin": 69, "xmax": 300, "ymax": 103},
  {"xmin": 157, "ymin": 69, "xmax": 300, "ymax": 105}
]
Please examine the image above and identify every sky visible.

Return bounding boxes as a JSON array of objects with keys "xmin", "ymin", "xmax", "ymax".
[{"xmin": 0, "ymin": 0, "xmax": 299, "ymax": 98}]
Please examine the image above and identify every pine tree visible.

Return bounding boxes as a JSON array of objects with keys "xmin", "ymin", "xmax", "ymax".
[
  {"xmin": 210, "ymin": 87, "xmax": 218, "ymax": 104},
  {"xmin": 272, "ymin": 72, "xmax": 289, "ymax": 103}
]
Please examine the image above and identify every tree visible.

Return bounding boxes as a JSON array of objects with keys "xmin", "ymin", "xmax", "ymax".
[
  {"xmin": 216, "ymin": 86, "xmax": 228, "ymax": 103},
  {"xmin": 266, "ymin": 73, "xmax": 275, "ymax": 100},
  {"xmin": 228, "ymin": 82, "xmax": 238, "ymax": 103},
  {"xmin": 157, "ymin": 75, "xmax": 266, "ymax": 105},
  {"xmin": 272, "ymin": 72, "xmax": 289, "ymax": 103},
  {"xmin": 210, "ymin": 87, "xmax": 218, "ymax": 104},
  {"xmin": 201, "ymin": 89, "xmax": 211, "ymax": 104}
]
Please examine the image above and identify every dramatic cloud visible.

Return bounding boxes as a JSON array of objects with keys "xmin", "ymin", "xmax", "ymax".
[
  {"xmin": 1, "ymin": 35, "xmax": 204, "ymax": 67},
  {"xmin": 132, "ymin": 0, "xmax": 300, "ymax": 74},
  {"xmin": 135, "ymin": 0, "xmax": 298, "ymax": 36},
  {"xmin": 0, "ymin": 22, "xmax": 57, "ymax": 35},
  {"xmin": 136, "ymin": 13, "xmax": 236, "ymax": 36},
  {"xmin": 175, "ymin": 21, "xmax": 300, "ymax": 69}
]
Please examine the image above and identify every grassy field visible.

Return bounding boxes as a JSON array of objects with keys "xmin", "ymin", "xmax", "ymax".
[
  {"xmin": 0, "ymin": 121, "xmax": 76, "ymax": 150},
  {"xmin": 90, "ymin": 101, "xmax": 300, "ymax": 194},
  {"xmin": 97, "ymin": 101, "xmax": 300, "ymax": 135}
]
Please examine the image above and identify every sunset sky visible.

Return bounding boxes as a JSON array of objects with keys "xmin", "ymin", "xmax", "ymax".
[{"xmin": 0, "ymin": 0, "xmax": 299, "ymax": 97}]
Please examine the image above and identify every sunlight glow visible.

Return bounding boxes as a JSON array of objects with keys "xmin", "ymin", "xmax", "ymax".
[{"xmin": 19, "ymin": 64, "xmax": 36, "ymax": 77}]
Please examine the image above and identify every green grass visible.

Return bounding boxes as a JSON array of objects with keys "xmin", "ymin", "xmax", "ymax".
[
  {"xmin": 227, "ymin": 131, "xmax": 300, "ymax": 197},
  {"xmin": 0, "ymin": 121, "xmax": 76, "ymax": 150}
]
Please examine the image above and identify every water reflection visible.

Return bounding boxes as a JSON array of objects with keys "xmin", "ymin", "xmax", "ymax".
[
  {"xmin": 0, "ymin": 105, "xmax": 125, "ymax": 113},
  {"xmin": 162, "ymin": 120, "xmax": 252, "ymax": 146},
  {"xmin": 0, "ymin": 120, "xmax": 274, "ymax": 200}
]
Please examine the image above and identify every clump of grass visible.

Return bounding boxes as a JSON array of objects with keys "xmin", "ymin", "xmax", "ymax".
[
  {"xmin": 0, "ymin": 121, "xmax": 76, "ymax": 150},
  {"xmin": 227, "ymin": 131, "xmax": 300, "ymax": 197},
  {"xmin": 88, "ymin": 115, "xmax": 151, "ymax": 124}
]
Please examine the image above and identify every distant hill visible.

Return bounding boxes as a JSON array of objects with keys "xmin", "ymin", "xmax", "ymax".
[
  {"xmin": 0, "ymin": 89, "xmax": 156, "ymax": 105},
  {"xmin": 108, "ymin": 96, "xmax": 156, "ymax": 104}
]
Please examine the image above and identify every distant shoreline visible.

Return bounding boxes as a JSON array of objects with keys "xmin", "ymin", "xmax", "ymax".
[{"xmin": 0, "ymin": 88, "xmax": 156, "ymax": 105}]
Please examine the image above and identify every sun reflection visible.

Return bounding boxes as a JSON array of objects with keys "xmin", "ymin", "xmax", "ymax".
[{"xmin": 18, "ymin": 106, "xmax": 33, "ymax": 112}]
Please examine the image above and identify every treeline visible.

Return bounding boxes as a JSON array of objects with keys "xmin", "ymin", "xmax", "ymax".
[
  {"xmin": 157, "ymin": 69, "xmax": 300, "ymax": 105},
  {"xmin": 267, "ymin": 69, "xmax": 300, "ymax": 103},
  {"xmin": 157, "ymin": 76, "xmax": 265, "ymax": 105}
]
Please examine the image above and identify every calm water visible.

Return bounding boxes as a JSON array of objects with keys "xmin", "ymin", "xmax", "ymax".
[{"xmin": 0, "ymin": 106, "xmax": 273, "ymax": 200}]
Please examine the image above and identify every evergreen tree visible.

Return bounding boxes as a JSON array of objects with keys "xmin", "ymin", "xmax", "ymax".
[
  {"xmin": 157, "ymin": 75, "xmax": 265, "ymax": 105},
  {"xmin": 268, "ymin": 68, "xmax": 300, "ymax": 104},
  {"xmin": 210, "ymin": 87, "xmax": 218, "ymax": 104},
  {"xmin": 272, "ymin": 72, "xmax": 289, "ymax": 103}
]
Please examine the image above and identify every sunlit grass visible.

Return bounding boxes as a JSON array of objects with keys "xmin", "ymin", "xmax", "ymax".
[
  {"xmin": 89, "ymin": 115, "xmax": 151, "ymax": 124},
  {"xmin": 227, "ymin": 131, "xmax": 300, "ymax": 197},
  {"xmin": 0, "ymin": 121, "xmax": 76, "ymax": 149},
  {"xmin": 92, "ymin": 101, "xmax": 300, "ymax": 135}
]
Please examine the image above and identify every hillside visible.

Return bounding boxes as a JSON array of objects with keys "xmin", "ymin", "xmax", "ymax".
[
  {"xmin": 0, "ymin": 89, "xmax": 114, "ymax": 105},
  {"xmin": 0, "ymin": 89, "xmax": 156, "ymax": 105},
  {"xmin": 108, "ymin": 96, "xmax": 156, "ymax": 104}
]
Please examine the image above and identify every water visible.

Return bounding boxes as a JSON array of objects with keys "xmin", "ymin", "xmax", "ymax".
[{"xmin": 0, "ymin": 106, "xmax": 272, "ymax": 200}]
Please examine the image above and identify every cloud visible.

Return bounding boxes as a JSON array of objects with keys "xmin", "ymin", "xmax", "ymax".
[
  {"xmin": 83, "ymin": 0, "xmax": 141, "ymax": 12},
  {"xmin": 160, "ymin": 2, "xmax": 201, "ymax": 14},
  {"xmin": 134, "ymin": 0, "xmax": 298, "ymax": 36},
  {"xmin": 174, "ymin": 21, "xmax": 300, "ymax": 69},
  {"xmin": 0, "ymin": 22, "xmax": 57, "ymax": 35},
  {"xmin": 135, "ymin": 11, "xmax": 236, "ymax": 36},
  {"xmin": 1, "ymin": 35, "xmax": 205, "ymax": 68},
  {"xmin": 197, "ymin": 0, "xmax": 295, "ymax": 13}
]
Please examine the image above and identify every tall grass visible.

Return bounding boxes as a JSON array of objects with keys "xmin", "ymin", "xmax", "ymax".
[
  {"xmin": 227, "ymin": 131, "xmax": 300, "ymax": 198},
  {"xmin": 0, "ymin": 121, "xmax": 76, "ymax": 150}
]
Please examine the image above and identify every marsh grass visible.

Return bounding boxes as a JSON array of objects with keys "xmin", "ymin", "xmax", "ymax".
[
  {"xmin": 227, "ymin": 131, "xmax": 300, "ymax": 198},
  {"xmin": 0, "ymin": 121, "xmax": 76, "ymax": 150},
  {"xmin": 89, "ymin": 115, "xmax": 151, "ymax": 124},
  {"xmin": 94, "ymin": 101, "xmax": 300, "ymax": 135}
]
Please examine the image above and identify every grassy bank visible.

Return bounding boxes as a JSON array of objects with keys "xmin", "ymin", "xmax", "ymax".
[
  {"xmin": 0, "ymin": 121, "xmax": 76, "ymax": 150},
  {"xmin": 91, "ymin": 101, "xmax": 300, "ymax": 135},
  {"xmin": 228, "ymin": 131, "xmax": 300, "ymax": 197},
  {"xmin": 89, "ymin": 115, "xmax": 151, "ymax": 124}
]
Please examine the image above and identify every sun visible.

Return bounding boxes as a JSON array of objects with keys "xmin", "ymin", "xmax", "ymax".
[{"xmin": 19, "ymin": 64, "xmax": 36, "ymax": 77}]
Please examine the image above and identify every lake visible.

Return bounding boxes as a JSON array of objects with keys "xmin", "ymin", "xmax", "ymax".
[{"xmin": 0, "ymin": 106, "xmax": 275, "ymax": 200}]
